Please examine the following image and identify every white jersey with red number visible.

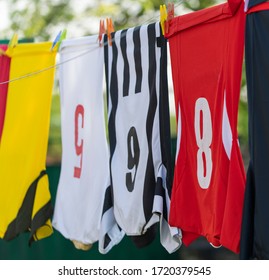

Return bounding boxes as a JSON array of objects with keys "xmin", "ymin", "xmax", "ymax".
[{"xmin": 52, "ymin": 36, "xmax": 124, "ymax": 253}]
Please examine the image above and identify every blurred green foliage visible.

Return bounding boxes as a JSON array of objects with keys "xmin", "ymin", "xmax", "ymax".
[
  {"xmin": 184, "ymin": 0, "xmax": 217, "ymax": 10},
  {"xmin": 47, "ymin": 92, "xmax": 62, "ymax": 165},
  {"xmin": 3, "ymin": 0, "xmax": 74, "ymax": 40}
]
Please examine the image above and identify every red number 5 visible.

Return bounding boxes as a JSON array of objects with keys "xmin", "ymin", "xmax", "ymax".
[{"xmin": 74, "ymin": 104, "xmax": 84, "ymax": 179}]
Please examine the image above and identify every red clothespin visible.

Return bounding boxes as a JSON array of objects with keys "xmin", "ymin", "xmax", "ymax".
[
  {"xmin": 98, "ymin": 19, "xmax": 106, "ymax": 47},
  {"xmin": 106, "ymin": 18, "xmax": 114, "ymax": 46},
  {"xmin": 165, "ymin": 2, "xmax": 174, "ymax": 35}
]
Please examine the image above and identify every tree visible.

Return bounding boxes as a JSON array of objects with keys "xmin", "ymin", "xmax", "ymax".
[
  {"xmin": 83, "ymin": 0, "xmax": 221, "ymax": 30},
  {"xmin": 183, "ymin": 0, "xmax": 218, "ymax": 11},
  {"xmin": 4, "ymin": 0, "xmax": 74, "ymax": 41}
]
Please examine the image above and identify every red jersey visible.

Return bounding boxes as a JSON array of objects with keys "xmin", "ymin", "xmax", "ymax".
[
  {"xmin": 0, "ymin": 45, "xmax": 10, "ymax": 142},
  {"xmin": 165, "ymin": 0, "xmax": 246, "ymax": 253}
]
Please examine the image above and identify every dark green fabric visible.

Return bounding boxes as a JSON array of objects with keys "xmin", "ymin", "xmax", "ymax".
[{"xmin": 0, "ymin": 38, "xmax": 34, "ymax": 44}]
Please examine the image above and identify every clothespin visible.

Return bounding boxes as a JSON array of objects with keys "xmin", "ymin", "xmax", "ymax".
[
  {"xmin": 58, "ymin": 29, "xmax": 67, "ymax": 51},
  {"xmin": 5, "ymin": 33, "xmax": 18, "ymax": 57},
  {"xmin": 51, "ymin": 30, "xmax": 62, "ymax": 51},
  {"xmin": 106, "ymin": 18, "xmax": 114, "ymax": 46},
  {"xmin": 165, "ymin": 2, "xmax": 174, "ymax": 35},
  {"xmin": 8, "ymin": 33, "xmax": 18, "ymax": 49},
  {"xmin": 98, "ymin": 19, "xmax": 106, "ymax": 47},
  {"xmin": 160, "ymin": 4, "xmax": 167, "ymax": 36},
  {"xmin": 51, "ymin": 29, "xmax": 67, "ymax": 52},
  {"xmin": 0, "ymin": 48, "xmax": 5, "ymax": 56}
]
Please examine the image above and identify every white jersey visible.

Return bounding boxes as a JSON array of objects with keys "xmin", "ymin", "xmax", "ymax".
[
  {"xmin": 52, "ymin": 35, "xmax": 124, "ymax": 254},
  {"xmin": 104, "ymin": 22, "xmax": 181, "ymax": 253}
]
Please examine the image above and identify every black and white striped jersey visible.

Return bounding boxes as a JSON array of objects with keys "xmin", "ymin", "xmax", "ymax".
[{"xmin": 104, "ymin": 22, "xmax": 181, "ymax": 253}]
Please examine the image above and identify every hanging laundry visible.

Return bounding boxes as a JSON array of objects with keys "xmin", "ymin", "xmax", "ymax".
[
  {"xmin": 0, "ymin": 42, "xmax": 56, "ymax": 243},
  {"xmin": 0, "ymin": 45, "xmax": 10, "ymax": 142},
  {"xmin": 52, "ymin": 35, "xmax": 124, "ymax": 254},
  {"xmin": 165, "ymin": 0, "xmax": 246, "ymax": 254},
  {"xmin": 104, "ymin": 22, "xmax": 182, "ymax": 253},
  {"xmin": 240, "ymin": 1, "xmax": 269, "ymax": 260}
]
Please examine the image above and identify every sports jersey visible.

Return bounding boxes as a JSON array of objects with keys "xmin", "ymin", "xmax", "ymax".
[
  {"xmin": 165, "ymin": 0, "xmax": 246, "ymax": 254},
  {"xmin": 0, "ymin": 45, "xmax": 10, "ymax": 142},
  {"xmin": 240, "ymin": 3, "xmax": 269, "ymax": 260},
  {"xmin": 104, "ymin": 22, "xmax": 181, "ymax": 253},
  {"xmin": 245, "ymin": 0, "xmax": 267, "ymax": 10},
  {"xmin": 0, "ymin": 42, "xmax": 56, "ymax": 243},
  {"xmin": 52, "ymin": 36, "xmax": 124, "ymax": 254}
]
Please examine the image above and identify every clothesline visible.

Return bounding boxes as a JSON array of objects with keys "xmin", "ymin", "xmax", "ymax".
[
  {"xmin": 0, "ymin": 0, "xmax": 186, "ymax": 86},
  {"xmin": 0, "ymin": 47, "xmax": 97, "ymax": 85}
]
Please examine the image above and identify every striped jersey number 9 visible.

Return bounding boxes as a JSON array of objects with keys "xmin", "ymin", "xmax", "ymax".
[
  {"xmin": 194, "ymin": 98, "xmax": 213, "ymax": 189},
  {"xmin": 74, "ymin": 104, "xmax": 84, "ymax": 179},
  {"xmin": 126, "ymin": 126, "xmax": 140, "ymax": 192}
]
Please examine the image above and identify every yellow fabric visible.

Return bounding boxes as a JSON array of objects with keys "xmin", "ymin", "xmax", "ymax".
[
  {"xmin": 72, "ymin": 240, "xmax": 93, "ymax": 251},
  {"xmin": 0, "ymin": 42, "xmax": 56, "ymax": 241}
]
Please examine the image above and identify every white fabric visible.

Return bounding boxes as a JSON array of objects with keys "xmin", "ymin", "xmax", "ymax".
[
  {"xmin": 52, "ymin": 35, "xmax": 123, "ymax": 252},
  {"xmin": 222, "ymin": 91, "xmax": 233, "ymax": 160}
]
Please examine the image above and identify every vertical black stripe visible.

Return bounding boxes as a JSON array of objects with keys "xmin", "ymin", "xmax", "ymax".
[
  {"xmin": 158, "ymin": 28, "xmax": 172, "ymax": 198},
  {"xmin": 107, "ymin": 33, "xmax": 118, "ymax": 165},
  {"xmin": 142, "ymin": 23, "xmax": 158, "ymax": 225},
  {"xmin": 104, "ymin": 32, "xmax": 118, "ymax": 204},
  {"xmin": 102, "ymin": 185, "xmax": 113, "ymax": 214},
  {"xmin": 101, "ymin": 185, "xmax": 119, "ymax": 251},
  {"xmin": 133, "ymin": 26, "xmax": 142, "ymax": 94},
  {"xmin": 120, "ymin": 29, "xmax": 130, "ymax": 97},
  {"xmin": 104, "ymin": 34, "xmax": 109, "ymax": 109}
]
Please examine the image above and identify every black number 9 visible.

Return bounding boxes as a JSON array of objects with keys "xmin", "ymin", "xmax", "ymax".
[{"xmin": 126, "ymin": 126, "xmax": 140, "ymax": 192}]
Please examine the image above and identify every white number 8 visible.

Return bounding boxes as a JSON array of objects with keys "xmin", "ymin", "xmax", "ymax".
[{"xmin": 194, "ymin": 98, "xmax": 213, "ymax": 189}]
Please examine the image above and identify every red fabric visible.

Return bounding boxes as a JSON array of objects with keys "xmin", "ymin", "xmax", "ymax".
[
  {"xmin": 166, "ymin": 0, "xmax": 246, "ymax": 253},
  {"xmin": 0, "ymin": 45, "xmax": 11, "ymax": 142},
  {"xmin": 246, "ymin": 2, "xmax": 269, "ymax": 13}
]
